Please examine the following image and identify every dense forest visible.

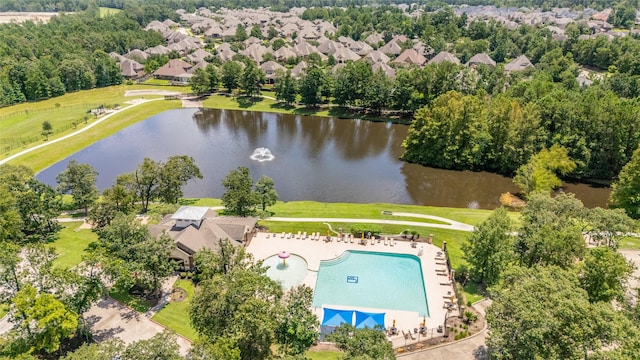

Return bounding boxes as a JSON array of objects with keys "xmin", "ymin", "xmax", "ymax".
[
  {"xmin": 0, "ymin": 0, "xmax": 635, "ymax": 13},
  {"xmin": 0, "ymin": 9, "xmax": 163, "ymax": 106}
]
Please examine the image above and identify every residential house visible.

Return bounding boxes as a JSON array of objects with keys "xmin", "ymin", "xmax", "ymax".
[
  {"xmin": 504, "ymin": 54, "xmax": 534, "ymax": 72},
  {"xmin": 364, "ymin": 50, "xmax": 390, "ymax": 64},
  {"xmin": 153, "ymin": 58, "xmax": 193, "ymax": 84},
  {"xmin": 372, "ymin": 62, "xmax": 396, "ymax": 79},
  {"xmin": 333, "ymin": 46, "xmax": 360, "ymax": 63},
  {"xmin": 273, "ymin": 46, "xmax": 297, "ymax": 61},
  {"xmin": 394, "ymin": 49, "xmax": 426, "ymax": 66},
  {"xmin": 187, "ymin": 49, "xmax": 214, "ymax": 64},
  {"xmin": 291, "ymin": 61, "xmax": 308, "ymax": 79},
  {"xmin": 149, "ymin": 206, "xmax": 257, "ymax": 270},
  {"xmin": 428, "ymin": 51, "xmax": 461, "ymax": 65},
  {"xmin": 378, "ymin": 40, "xmax": 402, "ymax": 56},
  {"xmin": 466, "ymin": 53, "xmax": 496, "ymax": 67},
  {"xmin": 119, "ymin": 58, "xmax": 144, "ymax": 79},
  {"xmin": 364, "ymin": 32, "xmax": 384, "ymax": 45},
  {"xmin": 261, "ymin": 61, "xmax": 286, "ymax": 83},
  {"xmin": 124, "ymin": 49, "xmax": 149, "ymax": 61}
]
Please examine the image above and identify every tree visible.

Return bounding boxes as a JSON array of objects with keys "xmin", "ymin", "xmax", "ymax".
[
  {"xmin": 240, "ymin": 61, "xmax": 266, "ymax": 98},
  {"xmin": 0, "ymin": 187, "xmax": 23, "ymax": 242},
  {"xmin": 11, "ymin": 285, "xmax": 78, "ymax": 354},
  {"xmin": 123, "ymin": 331, "xmax": 182, "ymax": 360},
  {"xmin": 61, "ymin": 339, "xmax": 124, "ymax": 360},
  {"xmin": 1, "ymin": 164, "xmax": 61, "ymax": 242},
  {"xmin": 205, "ymin": 64, "xmax": 220, "ymax": 92},
  {"xmin": 298, "ymin": 64, "xmax": 325, "ymax": 107},
  {"xmin": 513, "ymin": 144, "xmax": 577, "ymax": 195},
  {"xmin": 56, "ymin": 160, "xmax": 99, "ymax": 216},
  {"xmin": 221, "ymin": 61, "xmax": 243, "ymax": 93},
  {"xmin": 133, "ymin": 157, "xmax": 161, "ymax": 213},
  {"xmin": 94, "ymin": 213, "xmax": 174, "ymax": 295},
  {"xmin": 515, "ymin": 192, "xmax": 586, "ymax": 269},
  {"xmin": 190, "ymin": 240, "xmax": 282, "ymax": 360},
  {"xmin": 273, "ymin": 70, "xmax": 297, "ymax": 106},
  {"xmin": 222, "ymin": 166, "xmax": 257, "ymax": 217},
  {"xmin": 88, "ymin": 183, "xmax": 136, "ymax": 228},
  {"xmin": 235, "ymin": 25, "xmax": 248, "ymax": 42},
  {"xmin": 487, "ymin": 266, "xmax": 626, "ymax": 360},
  {"xmin": 610, "ymin": 146, "xmax": 640, "ymax": 219},
  {"xmin": 585, "ymin": 207, "xmax": 637, "ymax": 247},
  {"xmin": 364, "ymin": 70, "xmax": 393, "ymax": 115},
  {"xmin": 326, "ymin": 324, "xmax": 395, "ymax": 360},
  {"xmin": 276, "ymin": 285, "xmax": 319, "ymax": 356},
  {"xmin": 41, "ymin": 120, "xmax": 53, "ymax": 140},
  {"xmin": 579, "ymin": 247, "xmax": 635, "ymax": 303},
  {"xmin": 463, "ymin": 207, "xmax": 514, "ymax": 286},
  {"xmin": 157, "ymin": 155, "xmax": 203, "ymax": 204},
  {"xmin": 189, "ymin": 68, "xmax": 211, "ymax": 96},
  {"xmin": 254, "ymin": 176, "xmax": 278, "ymax": 212},
  {"xmin": 250, "ymin": 25, "xmax": 262, "ymax": 39}
]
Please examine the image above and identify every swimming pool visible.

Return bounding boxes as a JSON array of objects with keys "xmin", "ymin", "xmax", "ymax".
[
  {"xmin": 312, "ymin": 250, "xmax": 429, "ymax": 316},
  {"xmin": 263, "ymin": 254, "xmax": 308, "ymax": 289}
]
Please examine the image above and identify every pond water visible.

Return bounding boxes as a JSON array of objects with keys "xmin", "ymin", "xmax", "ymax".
[{"xmin": 36, "ymin": 108, "xmax": 610, "ymax": 209}]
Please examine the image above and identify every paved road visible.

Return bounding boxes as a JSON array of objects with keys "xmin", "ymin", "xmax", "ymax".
[{"xmin": 0, "ymin": 98, "xmax": 161, "ymax": 166}]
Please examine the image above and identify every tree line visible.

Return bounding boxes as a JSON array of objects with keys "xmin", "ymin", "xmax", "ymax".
[
  {"xmin": 0, "ymin": 10, "xmax": 163, "ymax": 107},
  {"xmin": 462, "ymin": 193, "xmax": 640, "ymax": 359},
  {"xmin": 1, "ymin": 0, "xmax": 630, "ymax": 13}
]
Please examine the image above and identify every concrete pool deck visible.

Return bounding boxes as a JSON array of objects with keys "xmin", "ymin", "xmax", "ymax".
[{"xmin": 246, "ymin": 231, "xmax": 459, "ymax": 348}]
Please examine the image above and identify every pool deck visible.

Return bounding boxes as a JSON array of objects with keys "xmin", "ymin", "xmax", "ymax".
[{"xmin": 246, "ymin": 231, "xmax": 459, "ymax": 348}]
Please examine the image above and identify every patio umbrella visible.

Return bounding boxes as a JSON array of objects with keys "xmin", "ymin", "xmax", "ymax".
[{"xmin": 354, "ymin": 311, "xmax": 385, "ymax": 329}]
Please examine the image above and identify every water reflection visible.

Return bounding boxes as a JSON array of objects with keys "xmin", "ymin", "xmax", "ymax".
[{"xmin": 36, "ymin": 108, "xmax": 610, "ymax": 209}]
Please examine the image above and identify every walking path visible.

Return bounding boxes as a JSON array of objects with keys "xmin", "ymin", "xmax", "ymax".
[
  {"xmin": 267, "ymin": 214, "xmax": 475, "ymax": 232},
  {"xmin": 0, "ymin": 98, "xmax": 161, "ymax": 166}
]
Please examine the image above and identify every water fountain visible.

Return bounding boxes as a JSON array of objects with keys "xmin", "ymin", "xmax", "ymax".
[
  {"xmin": 264, "ymin": 252, "xmax": 308, "ymax": 289},
  {"xmin": 250, "ymin": 147, "xmax": 275, "ymax": 162}
]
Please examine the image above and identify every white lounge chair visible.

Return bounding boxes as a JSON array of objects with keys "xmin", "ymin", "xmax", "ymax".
[
  {"xmin": 390, "ymin": 238, "xmax": 394, "ymax": 246},
  {"xmin": 350, "ymin": 236, "xmax": 354, "ymax": 244},
  {"xmin": 281, "ymin": 232, "xmax": 285, "ymax": 238},
  {"xmin": 303, "ymin": 231, "xmax": 307, "ymax": 239},
  {"xmin": 297, "ymin": 231, "xmax": 301, "ymax": 239},
  {"xmin": 384, "ymin": 237, "xmax": 388, "ymax": 245}
]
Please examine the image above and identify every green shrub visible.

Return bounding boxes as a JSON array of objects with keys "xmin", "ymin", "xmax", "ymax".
[{"xmin": 350, "ymin": 224, "xmax": 382, "ymax": 237}]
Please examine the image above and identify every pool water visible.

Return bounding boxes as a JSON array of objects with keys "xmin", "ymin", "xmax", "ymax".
[
  {"xmin": 263, "ymin": 254, "xmax": 308, "ymax": 289},
  {"xmin": 312, "ymin": 251, "xmax": 429, "ymax": 316}
]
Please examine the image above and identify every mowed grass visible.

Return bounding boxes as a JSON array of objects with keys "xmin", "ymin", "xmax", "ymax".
[
  {"xmin": 0, "ymin": 84, "xmax": 190, "ymax": 163},
  {"xmin": 619, "ymin": 236, "xmax": 640, "ymax": 250},
  {"xmin": 47, "ymin": 221, "xmax": 96, "ymax": 269},
  {"xmin": 152, "ymin": 279, "xmax": 198, "ymax": 341},
  {"xmin": 99, "ymin": 7, "xmax": 122, "ymax": 16},
  {"xmin": 305, "ymin": 349, "xmax": 343, "ymax": 360},
  {"xmin": 263, "ymin": 200, "xmax": 517, "ymax": 226},
  {"xmin": 6, "ymin": 99, "xmax": 182, "ymax": 172}
]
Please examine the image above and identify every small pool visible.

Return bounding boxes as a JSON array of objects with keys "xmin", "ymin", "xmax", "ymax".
[
  {"xmin": 312, "ymin": 251, "xmax": 429, "ymax": 316},
  {"xmin": 264, "ymin": 254, "xmax": 308, "ymax": 289}
]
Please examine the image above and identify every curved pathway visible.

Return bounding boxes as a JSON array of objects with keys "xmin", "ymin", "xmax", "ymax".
[
  {"xmin": 0, "ymin": 98, "xmax": 161, "ymax": 166},
  {"xmin": 267, "ymin": 215, "xmax": 474, "ymax": 232}
]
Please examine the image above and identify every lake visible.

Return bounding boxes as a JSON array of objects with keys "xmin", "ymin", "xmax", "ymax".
[{"xmin": 36, "ymin": 108, "xmax": 610, "ymax": 209}]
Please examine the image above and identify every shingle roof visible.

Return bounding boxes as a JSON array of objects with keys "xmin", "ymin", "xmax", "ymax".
[
  {"xmin": 466, "ymin": 53, "xmax": 496, "ymax": 67},
  {"xmin": 428, "ymin": 51, "xmax": 461, "ymax": 65},
  {"xmin": 394, "ymin": 48, "xmax": 427, "ymax": 66},
  {"xmin": 504, "ymin": 54, "xmax": 534, "ymax": 72}
]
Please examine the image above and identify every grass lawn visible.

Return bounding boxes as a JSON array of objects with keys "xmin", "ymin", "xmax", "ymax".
[
  {"xmin": 151, "ymin": 279, "xmax": 198, "ymax": 341},
  {"xmin": 5, "ymin": 99, "xmax": 182, "ymax": 172},
  {"xmin": 305, "ymin": 349, "xmax": 343, "ymax": 360},
  {"xmin": 142, "ymin": 78, "xmax": 172, "ymax": 86},
  {"xmin": 259, "ymin": 200, "xmax": 517, "ymax": 226},
  {"xmin": 47, "ymin": 221, "xmax": 96, "ymax": 269},
  {"xmin": 110, "ymin": 285, "xmax": 153, "ymax": 313},
  {"xmin": 619, "ymin": 236, "xmax": 640, "ymax": 250},
  {"xmin": 0, "ymin": 84, "xmax": 189, "ymax": 166},
  {"xmin": 201, "ymin": 92, "xmax": 404, "ymax": 122},
  {"xmin": 99, "ymin": 7, "xmax": 121, "ymax": 16}
]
